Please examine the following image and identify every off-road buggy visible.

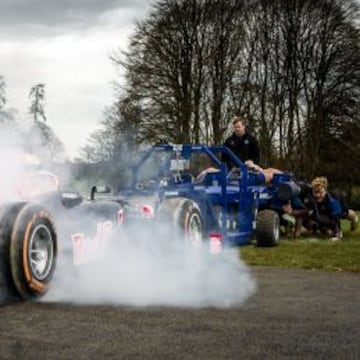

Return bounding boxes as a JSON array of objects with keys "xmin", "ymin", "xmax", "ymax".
[{"xmin": 116, "ymin": 144, "xmax": 300, "ymax": 250}]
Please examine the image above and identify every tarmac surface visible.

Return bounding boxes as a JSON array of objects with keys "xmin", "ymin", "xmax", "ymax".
[{"xmin": 0, "ymin": 266, "xmax": 359, "ymax": 360}]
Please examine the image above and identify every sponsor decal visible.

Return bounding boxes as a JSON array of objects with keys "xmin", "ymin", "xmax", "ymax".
[
  {"xmin": 259, "ymin": 193, "xmax": 272, "ymax": 200},
  {"xmin": 72, "ymin": 221, "xmax": 113, "ymax": 266}
]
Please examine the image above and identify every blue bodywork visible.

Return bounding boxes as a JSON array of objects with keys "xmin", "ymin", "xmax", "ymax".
[{"xmin": 119, "ymin": 144, "xmax": 298, "ymax": 246}]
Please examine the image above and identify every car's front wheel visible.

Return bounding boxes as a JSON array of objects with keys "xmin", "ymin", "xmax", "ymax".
[{"xmin": 0, "ymin": 202, "xmax": 57, "ymax": 301}]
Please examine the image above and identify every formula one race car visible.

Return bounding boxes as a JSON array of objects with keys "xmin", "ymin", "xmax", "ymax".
[
  {"xmin": 116, "ymin": 144, "xmax": 300, "ymax": 250},
  {"xmin": 0, "ymin": 169, "xmax": 123, "ymax": 302}
]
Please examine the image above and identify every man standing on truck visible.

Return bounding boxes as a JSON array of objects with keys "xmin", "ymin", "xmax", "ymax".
[{"xmin": 222, "ymin": 116, "xmax": 260, "ymax": 170}]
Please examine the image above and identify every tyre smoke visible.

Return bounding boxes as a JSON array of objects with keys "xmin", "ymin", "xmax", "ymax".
[
  {"xmin": 0, "ymin": 126, "xmax": 257, "ymax": 308},
  {"xmin": 0, "ymin": 127, "xmax": 33, "ymax": 202},
  {"xmin": 43, "ymin": 221, "xmax": 257, "ymax": 308}
]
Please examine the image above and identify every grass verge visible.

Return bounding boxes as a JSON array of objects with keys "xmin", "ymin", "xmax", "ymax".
[{"xmin": 240, "ymin": 218, "xmax": 360, "ymax": 272}]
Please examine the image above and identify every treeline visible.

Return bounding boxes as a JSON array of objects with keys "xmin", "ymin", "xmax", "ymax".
[
  {"xmin": 84, "ymin": 0, "xmax": 360, "ymax": 189},
  {"xmin": 0, "ymin": 79, "xmax": 66, "ymax": 164}
]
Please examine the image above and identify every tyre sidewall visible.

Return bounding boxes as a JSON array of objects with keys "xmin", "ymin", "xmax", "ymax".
[
  {"xmin": 173, "ymin": 199, "xmax": 204, "ymax": 246},
  {"xmin": 10, "ymin": 203, "xmax": 57, "ymax": 300},
  {"xmin": 256, "ymin": 209, "xmax": 280, "ymax": 247},
  {"xmin": 156, "ymin": 198, "xmax": 204, "ymax": 247}
]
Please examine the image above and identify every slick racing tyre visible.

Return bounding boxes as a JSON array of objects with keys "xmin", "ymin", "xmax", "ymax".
[
  {"xmin": 255, "ymin": 209, "xmax": 280, "ymax": 247},
  {"xmin": 156, "ymin": 198, "xmax": 204, "ymax": 248},
  {"xmin": 0, "ymin": 202, "xmax": 57, "ymax": 301}
]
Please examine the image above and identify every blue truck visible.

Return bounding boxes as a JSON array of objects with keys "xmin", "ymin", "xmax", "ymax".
[{"xmin": 117, "ymin": 144, "xmax": 300, "ymax": 248}]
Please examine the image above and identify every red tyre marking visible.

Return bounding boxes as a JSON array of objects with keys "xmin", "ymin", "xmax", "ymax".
[{"xmin": 22, "ymin": 220, "xmax": 33, "ymax": 283}]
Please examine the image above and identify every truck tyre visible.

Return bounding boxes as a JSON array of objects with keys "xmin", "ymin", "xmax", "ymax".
[
  {"xmin": 157, "ymin": 198, "xmax": 204, "ymax": 247},
  {"xmin": 255, "ymin": 209, "xmax": 280, "ymax": 247},
  {"xmin": 0, "ymin": 202, "xmax": 57, "ymax": 301}
]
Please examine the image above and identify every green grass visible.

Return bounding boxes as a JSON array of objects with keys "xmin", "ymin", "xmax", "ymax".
[{"xmin": 240, "ymin": 216, "xmax": 360, "ymax": 272}]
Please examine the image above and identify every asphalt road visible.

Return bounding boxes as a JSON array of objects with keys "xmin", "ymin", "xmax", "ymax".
[{"xmin": 0, "ymin": 266, "xmax": 359, "ymax": 360}]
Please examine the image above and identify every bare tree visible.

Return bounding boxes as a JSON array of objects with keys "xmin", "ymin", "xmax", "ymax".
[
  {"xmin": 231, "ymin": 0, "xmax": 360, "ymax": 178},
  {"xmin": 29, "ymin": 83, "xmax": 47, "ymax": 123},
  {"xmin": 27, "ymin": 83, "xmax": 67, "ymax": 162},
  {"xmin": 80, "ymin": 96, "xmax": 142, "ymax": 186},
  {"xmin": 268, "ymin": 0, "xmax": 360, "ymax": 178},
  {"xmin": 102, "ymin": 0, "xmax": 360, "ymax": 184},
  {"xmin": 112, "ymin": 0, "xmax": 246, "ymax": 145},
  {"xmin": 201, "ymin": 0, "xmax": 246, "ymax": 143}
]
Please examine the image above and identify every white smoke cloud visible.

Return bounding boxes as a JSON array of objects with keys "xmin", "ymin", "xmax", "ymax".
[
  {"xmin": 0, "ymin": 123, "xmax": 69, "ymax": 202},
  {"xmin": 0, "ymin": 125, "xmax": 31, "ymax": 202},
  {"xmin": 43, "ymin": 226, "xmax": 257, "ymax": 308},
  {"xmin": 0, "ymin": 124, "xmax": 256, "ymax": 308}
]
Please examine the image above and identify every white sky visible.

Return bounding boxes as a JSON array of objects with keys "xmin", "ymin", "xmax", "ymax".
[{"xmin": 0, "ymin": 0, "xmax": 152, "ymax": 161}]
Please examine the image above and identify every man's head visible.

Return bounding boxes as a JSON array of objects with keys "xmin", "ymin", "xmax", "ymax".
[
  {"xmin": 311, "ymin": 176, "xmax": 328, "ymax": 202},
  {"xmin": 232, "ymin": 117, "xmax": 246, "ymax": 137}
]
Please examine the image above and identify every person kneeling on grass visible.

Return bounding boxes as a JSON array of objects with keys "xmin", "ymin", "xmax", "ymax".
[
  {"xmin": 283, "ymin": 177, "xmax": 343, "ymax": 241},
  {"xmin": 283, "ymin": 178, "xmax": 359, "ymax": 239}
]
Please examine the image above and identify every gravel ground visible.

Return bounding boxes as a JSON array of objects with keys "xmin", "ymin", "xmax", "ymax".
[{"xmin": 0, "ymin": 266, "xmax": 359, "ymax": 360}]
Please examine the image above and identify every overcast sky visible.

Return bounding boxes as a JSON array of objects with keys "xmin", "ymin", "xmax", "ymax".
[{"xmin": 0, "ymin": 0, "xmax": 152, "ymax": 160}]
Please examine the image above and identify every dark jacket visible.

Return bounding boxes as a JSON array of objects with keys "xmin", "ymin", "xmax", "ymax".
[
  {"xmin": 222, "ymin": 132, "xmax": 260, "ymax": 169},
  {"xmin": 303, "ymin": 192, "xmax": 342, "ymax": 236}
]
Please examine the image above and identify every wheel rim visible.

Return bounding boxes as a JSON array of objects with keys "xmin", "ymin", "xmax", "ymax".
[
  {"xmin": 28, "ymin": 224, "xmax": 54, "ymax": 281},
  {"xmin": 187, "ymin": 212, "xmax": 203, "ymax": 247},
  {"xmin": 273, "ymin": 215, "xmax": 280, "ymax": 243}
]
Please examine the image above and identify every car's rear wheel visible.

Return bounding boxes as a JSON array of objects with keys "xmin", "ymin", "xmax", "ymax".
[
  {"xmin": 0, "ymin": 202, "xmax": 57, "ymax": 301},
  {"xmin": 255, "ymin": 209, "xmax": 280, "ymax": 247}
]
